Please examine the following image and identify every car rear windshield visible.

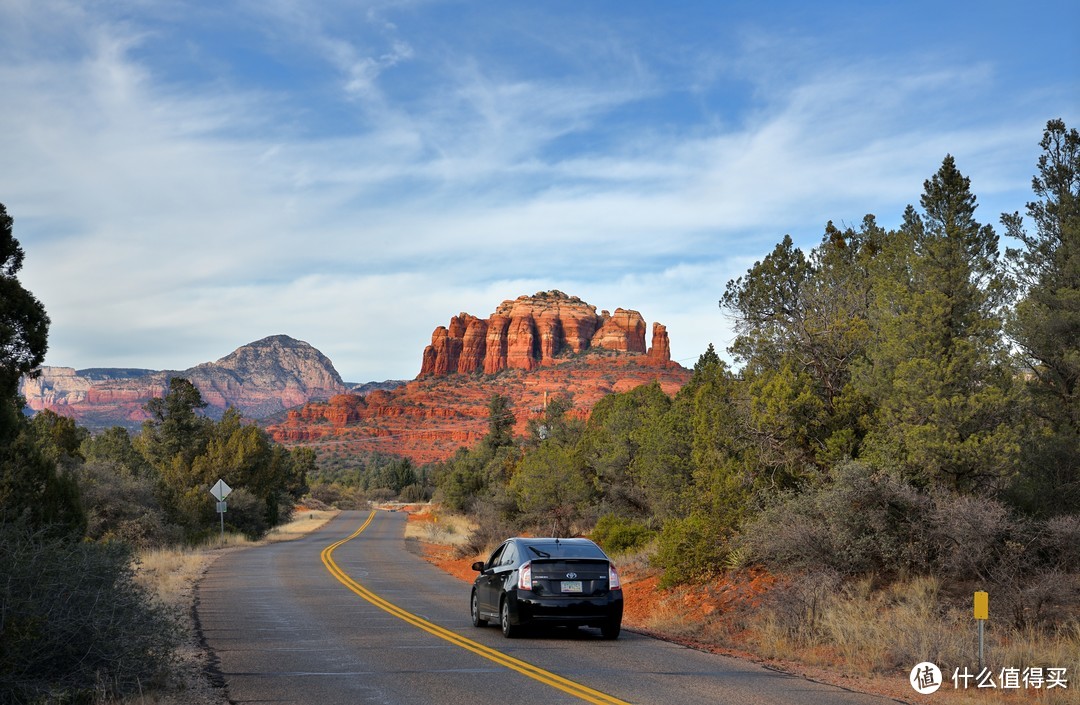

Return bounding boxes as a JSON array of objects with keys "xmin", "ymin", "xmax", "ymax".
[{"xmin": 523, "ymin": 542, "xmax": 606, "ymax": 560}]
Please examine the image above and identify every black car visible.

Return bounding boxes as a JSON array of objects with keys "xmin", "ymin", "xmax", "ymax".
[{"xmin": 470, "ymin": 537, "xmax": 623, "ymax": 639}]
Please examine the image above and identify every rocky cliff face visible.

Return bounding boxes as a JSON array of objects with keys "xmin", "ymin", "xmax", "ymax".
[
  {"xmin": 270, "ymin": 291, "xmax": 689, "ymax": 463},
  {"xmin": 419, "ymin": 291, "xmax": 672, "ymax": 377},
  {"xmin": 20, "ymin": 335, "xmax": 347, "ymax": 429},
  {"xmin": 185, "ymin": 335, "xmax": 346, "ymax": 418},
  {"xmin": 268, "ymin": 354, "xmax": 692, "ymax": 463}
]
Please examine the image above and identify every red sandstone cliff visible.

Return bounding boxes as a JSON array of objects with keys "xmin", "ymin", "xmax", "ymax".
[
  {"xmin": 647, "ymin": 322, "xmax": 671, "ymax": 364},
  {"xmin": 270, "ymin": 291, "xmax": 689, "ymax": 463},
  {"xmin": 419, "ymin": 291, "xmax": 669, "ymax": 377},
  {"xmin": 268, "ymin": 355, "xmax": 691, "ymax": 463}
]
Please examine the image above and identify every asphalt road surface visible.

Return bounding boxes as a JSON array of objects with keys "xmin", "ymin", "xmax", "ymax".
[{"xmin": 197, "ymin": 510, "xmax": 905, "ymax": 705}]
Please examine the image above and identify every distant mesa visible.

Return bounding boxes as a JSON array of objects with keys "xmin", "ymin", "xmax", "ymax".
[
  {"xmin": 419, "ymin": 290, "xmax": 674, "ymax": 377},
  {"xmin": 19, "ymin": 335, "xmax": 349, "ymax": 430}
]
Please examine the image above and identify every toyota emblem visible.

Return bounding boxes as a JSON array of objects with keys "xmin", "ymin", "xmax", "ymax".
[{"xmin": 566, "ymin": 572, "xmax": 577, "ymax": 579}]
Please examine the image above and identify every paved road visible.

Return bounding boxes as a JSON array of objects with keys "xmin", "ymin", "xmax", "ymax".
[{"xmin": 197, "ymin": 510, "xmax": 905, "ymax": 705}]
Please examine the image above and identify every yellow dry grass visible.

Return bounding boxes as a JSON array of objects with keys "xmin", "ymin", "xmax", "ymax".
[
  {"xmin": 265, "ymin": 509, "xmax": 339, "ymax": 542},
  {"xmin": 403, "ymin": 505, "xmax": 475, "ymax": 547},
  {"xmin": 740, "ymin": 576, "xmax": 1080, "ymax": 705}
]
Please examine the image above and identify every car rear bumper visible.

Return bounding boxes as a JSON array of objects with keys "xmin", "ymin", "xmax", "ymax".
[{"xmin": 511, "ymin": 592, "xmax": 623, "ymax": 626}]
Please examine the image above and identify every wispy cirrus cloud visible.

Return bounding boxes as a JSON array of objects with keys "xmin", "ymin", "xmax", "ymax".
[{"xmin": 1, "ymin": 0, "xmax": 1075, "ymax": 379}]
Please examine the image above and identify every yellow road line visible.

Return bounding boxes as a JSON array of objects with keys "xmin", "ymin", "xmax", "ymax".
[{"xmin": 321, "ymin": 510, "xmax": 632, "ymax": 705}]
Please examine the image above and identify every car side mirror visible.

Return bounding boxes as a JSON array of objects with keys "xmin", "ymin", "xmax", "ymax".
[{"xmin": 471, "ymin": 561, "xmax": 486, "ymax": 572}]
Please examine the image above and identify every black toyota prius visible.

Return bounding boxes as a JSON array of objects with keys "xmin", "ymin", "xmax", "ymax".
[{"xmin": 470, "ymin": 537, "xmax": 623, "ymax": 639}]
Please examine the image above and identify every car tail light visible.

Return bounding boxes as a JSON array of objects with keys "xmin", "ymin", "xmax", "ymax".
[
  {"xmin": 518, "ymin": 561, "xmax": 533, "ymax": 591},
  {"xmin": 608, "ymin": 563, "xmax": 622, "ymax": 591}
]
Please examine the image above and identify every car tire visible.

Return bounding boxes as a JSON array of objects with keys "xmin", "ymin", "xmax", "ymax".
[
  {"xmin": 500, "ymin": 597, "xmax": 519, "ymax": 638},
  {"xmin": 600, "ymin": 618, "xmax": 621, "ymax": 640},
  {"xmin": 470, "ymin": 590, "xmax": 488, "ymax": 627}
]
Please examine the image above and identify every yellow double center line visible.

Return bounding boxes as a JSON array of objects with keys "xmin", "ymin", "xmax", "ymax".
[{"xmin": 320, "ymin": 510, "xmax": 631, "ymax": 705}]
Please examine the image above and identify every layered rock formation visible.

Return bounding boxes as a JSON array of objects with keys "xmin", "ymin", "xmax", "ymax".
[
  {"xmin": 647, "ymin": 322, "xmax": 671, "ymax": 365},
  {"xmin": 20, "ymin": 335, "xmax": 347, "ymax": 429},
  {"xmin": 419, "ymin": 291, "xmax": 672, "ymax": 377},
  {"xmin": 269, "ymin": 352, "xmax": 692, "ymax": 463},
  {"xmin": 267, "ymin": 291, "xmax": 688, "ymax": 463}
]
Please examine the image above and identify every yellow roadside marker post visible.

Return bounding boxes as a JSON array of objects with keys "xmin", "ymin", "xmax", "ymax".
[{"xmin": 974, "ymin": 591, "xmax": 988, "ymax": 672}]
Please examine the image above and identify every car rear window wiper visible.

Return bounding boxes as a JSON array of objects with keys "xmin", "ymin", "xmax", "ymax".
[{"xmin": 527, "ymin": 546, "xmax": 552, "ymax": 558}]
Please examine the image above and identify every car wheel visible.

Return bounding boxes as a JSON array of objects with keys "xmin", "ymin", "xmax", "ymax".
[
  {"xmin": 600, "ymin": 618, "xmax": 621, "ymax": 640},
  {"xmin": 470, "ymin": 590, "xmax": 487, "ymax": 627},
  {"xmin": 500, "ymin": 597, "xmax": 519, "ymax": 638}
]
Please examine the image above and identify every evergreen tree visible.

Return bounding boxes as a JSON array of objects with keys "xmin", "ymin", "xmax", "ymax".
[
  {"xmin": 29, "ymin": 409, "xmax": 88, "ymax": 469},
  {"xmin": 483, "ymin": 394, "xmax": 516, "ymax": 452},
  {"xmin": 136, "ymin": 378, "xmax": 213, "ymax": 534},
  {"xmin": 577, "ymin": 382, "xmax": 672, "ymax": 518},
  {"xmin": 0, "ymin": 203, "xmax": 83, "ymax": 534},
  {"xmin": 1003, "ymin": 118, "xmax": 1080, "ymax": 513},
  {"xmin": 435, "ymin": 394, "xmax": 521, "ymax": 512},
  {"xmin": 510, "ymin": 442, "xmax": 590, "ymax": 537},
  {"xmin": 860, "ymin": 156, "xmax": 1018, "ymax": 491},
  {"xmin": 524, "ymin": 393, "xmax": 583, "ymax": 448},
  {"xmin": 137, "ymin": 377, "xmax": 212, "ymax": 471},
  {"xmin": 82, "ymin": 426, "xmax": 154, "ymax": 477},
  {"xmin": 721, "ymin": 218, "xmax": 885, "ymax": 474},
  {"xmin": 0, "ymin": 204, "xmax": 49, "ymax": 406}
]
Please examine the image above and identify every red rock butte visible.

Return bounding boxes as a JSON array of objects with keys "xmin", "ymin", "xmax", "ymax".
[
  {"xmin": 419, "ymin": 290, "xmax": 674, "ymax": 376},
  {"xmin": 269, "ymin": 292, "xmax": 690, "ymax": 464}
]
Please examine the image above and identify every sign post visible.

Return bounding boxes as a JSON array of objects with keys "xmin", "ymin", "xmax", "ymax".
[
  {"xmin": 974, "ymin": 591, "xmax": 989, "ymax": 671},
  {"xmin": 210, "ymin": 479, "xmax": 233, "ymax": 540}
]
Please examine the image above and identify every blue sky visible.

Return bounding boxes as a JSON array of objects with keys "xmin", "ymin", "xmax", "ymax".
[{"xmin": 2, "ymin": 0, "xmax": 1077, "ymax": 382}]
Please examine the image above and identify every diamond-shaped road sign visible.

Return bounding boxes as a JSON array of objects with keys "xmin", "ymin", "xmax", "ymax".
[{"xmin": 210, "ymin": 479, "xmax": 233, "ymax": 501}]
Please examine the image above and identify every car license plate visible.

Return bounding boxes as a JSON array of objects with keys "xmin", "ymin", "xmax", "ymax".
[{"xmin": 561, "ymin": 580, "xmax": 583, "ymax": 593}]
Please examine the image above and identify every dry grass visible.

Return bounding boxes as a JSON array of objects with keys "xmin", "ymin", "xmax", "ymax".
[
  {"xmin": 265, "ymin": 509, "xmax": 339, "ymax": 542},
  {"xmin": 403, "ymin": 505, "xmax": 475, "ymax": 547},
  {"xmin": 735, "ymin": 575, "xmax": 1080, "ymax": 704},
  {"xmin": 636, "ymin": 595, "xmax": 702, "ymax": 638},
  {"xmin": 134, "ymin": 546, "xmax": 216, "ymax": 608}
]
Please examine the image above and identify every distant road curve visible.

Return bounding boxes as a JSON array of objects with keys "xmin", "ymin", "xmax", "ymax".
[{"xmin": 197, "ymin": 510, "xmax": 901, "ymax": 705}]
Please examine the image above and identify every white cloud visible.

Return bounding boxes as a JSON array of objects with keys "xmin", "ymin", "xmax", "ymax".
[{"xmin": 3, "ymin": 2, "xmax": 1074, "ymax": 381}]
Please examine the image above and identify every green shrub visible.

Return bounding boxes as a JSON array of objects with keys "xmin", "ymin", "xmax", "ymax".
[
  {"xmin": 591, "ymin": 514, "xmax": 654, "ymax": 555},
  {"xmin": 654, "ymin": 511, "xmax": 732, "ymax": 588},
  {"xmin": 740, "ymin": 462, "xmax": 930, "ymax": 577},
  {"xmin": 0, "ymin": 523, "xmax": 180, "ymax": 703},
  {"xmin": 78, "ymin": 460, "xmax": 180, "ymax": 549},
  {"xmin": 223, "ymin": 487, "xmax": 269, "ymax": 539},
  {"xmin": 399, "ymin": 483, "xmax": 429, "ymax": 503}
]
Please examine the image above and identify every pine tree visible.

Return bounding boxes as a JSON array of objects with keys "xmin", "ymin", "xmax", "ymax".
[
  {"xmin": 860, "ymin": 156, "xmax": 1018, "ymax": 491},
  {"xmin": 1003, "ymin": 119, "xmax": 1080, "ymax": 513}
]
